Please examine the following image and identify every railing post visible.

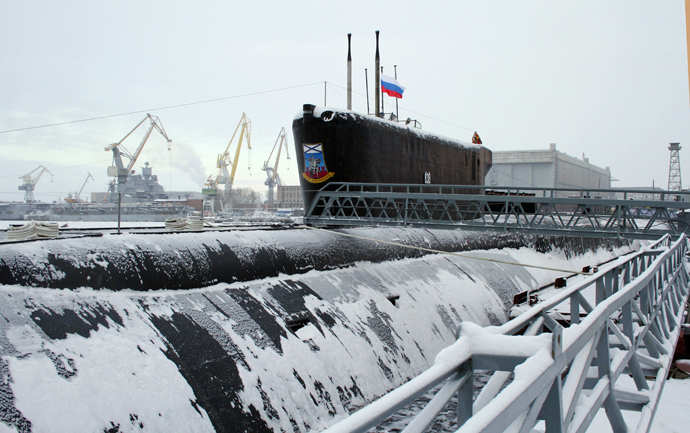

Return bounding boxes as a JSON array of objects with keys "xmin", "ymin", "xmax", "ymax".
[
  {"xmin": 570, "ymin": 292, "xmax": 580, "ymax": 325},
  {"xmin": 542, "ymin": 326, "xmax": 564, "ymax": 433},
  {"xmin": 456, "ymin": 360, "xmax": 473, "ymax": 429},
  {"xmin": 613, "ymin": 267, "xmax": 620, "ymax": 294},
  {"xmin": 596, "ymin": 274, "xmax": 609, "ymax": 305},
  {"xmin": 404, "ymin": 197, "xmax": 409, "ymax": 227},
  {"xmin": 640, "ymin": 282, "xmax": 650, "ymax": 316},
  {"xmin": 596, "ymin": 324, "xmax": 627, "ymax": 433}
]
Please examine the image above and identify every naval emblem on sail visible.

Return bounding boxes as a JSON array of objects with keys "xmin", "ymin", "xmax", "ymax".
[{"xmin": 302, "ymin": 143, "xmax": 334, "ymax": 183}]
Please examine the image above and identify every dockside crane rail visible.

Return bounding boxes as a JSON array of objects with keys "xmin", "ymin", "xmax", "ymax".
[
  {"xmin": 18, "ymin": 165, "xmax": 53, "ymax": 203},
  {"xmin": 104, "ymin": 113, "xmax": 172, "ymax": 200},
  {"xmin": 65, "ymin": 172, "xmax": 94, "ymax": 203},
  {"xmin": 204, "ymin": 113, "xmax": 252, "ymax": 195},
  {"xmin": 262, "ymin": 127, "xmax": 290, "ymax": 206}
]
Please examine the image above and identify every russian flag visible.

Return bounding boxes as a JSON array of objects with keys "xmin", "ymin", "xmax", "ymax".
[{"xmin": 381, "ymin": 74, "xmax": 405, "ymax": 98}]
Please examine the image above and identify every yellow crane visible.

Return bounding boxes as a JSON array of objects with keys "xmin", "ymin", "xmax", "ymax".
[
  {"xmin": 204, "ymin": 113, "xmax": 252, "ymax": 210},
  {"xmin": 65, "ymin": 172, "xmax": 94, "ymax": 203}
]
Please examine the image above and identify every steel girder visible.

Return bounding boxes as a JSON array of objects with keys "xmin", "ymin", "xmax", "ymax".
[{"xmin": 304, "ymin": 183, "xmax": 690, "ymax": 239}]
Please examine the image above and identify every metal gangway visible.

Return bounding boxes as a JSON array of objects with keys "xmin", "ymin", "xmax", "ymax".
[
  {"xmin": 304, "ymin": 183, "xmax": 690, "ymax": 239},
  {"xmin": 323, "ymin": 234, "xmax": 690, "ymax": 433}
]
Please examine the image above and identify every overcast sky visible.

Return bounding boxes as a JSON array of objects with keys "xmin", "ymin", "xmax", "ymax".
[{"xmin": 1, "ymin": 1, "xmax": 688, "ymax": 203}]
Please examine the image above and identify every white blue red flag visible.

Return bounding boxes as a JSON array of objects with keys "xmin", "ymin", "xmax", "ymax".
[{"xmin": 381, "ymin": 74, "xmax": 405, "ymax": 98}]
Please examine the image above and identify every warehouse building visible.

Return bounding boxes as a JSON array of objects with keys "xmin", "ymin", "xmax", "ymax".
[
  {"xmin": 276, "ymin": 185, "xmax": 303, "ymax": 209},
  {"xmin": 485, "ymin": 143, "xmax": 612, "ymax": 197}
]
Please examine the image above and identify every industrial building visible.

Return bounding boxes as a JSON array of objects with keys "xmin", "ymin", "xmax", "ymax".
[
  {"xmin": 485, "ymin": 143, "xmax": 612, "ymax": 197},
  {"xmin": 276, "ymin": 185, "xmax": 303, "ymax": 209}
]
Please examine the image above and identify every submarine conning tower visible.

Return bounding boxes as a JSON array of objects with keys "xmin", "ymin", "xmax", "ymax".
[
  {"xmin": 292, "ymin": 104, "xmax": 492, "ymax": 212},
  {"xmin": 293, "ymin": 31, "xmax": 491, "ymax": 212}
]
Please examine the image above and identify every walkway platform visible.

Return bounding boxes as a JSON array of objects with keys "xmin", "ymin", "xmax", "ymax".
[
  {"xmin": 322, "ymin": 234, "xmax": 690, "ymax": 433},
  {"xmin": 305, "ymin": 183, "xmax": 690, "ymax": 239}
]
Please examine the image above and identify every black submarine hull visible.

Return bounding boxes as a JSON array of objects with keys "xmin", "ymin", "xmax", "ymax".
[
  {"xmin": 0, "ymin": 227, "xmax": 635, "ymax": 432},
  {"xmin": 292, "ymin": 105, "xmax": 493, "ymax": 212}
]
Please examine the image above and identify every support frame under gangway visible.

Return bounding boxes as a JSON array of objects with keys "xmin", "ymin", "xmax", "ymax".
[
  {"xmin": 322, "ymin": 234, "xmax": 690, "ymax": 433},
  {"xmin": 304, "ymin": 183, "xmax": 690, "ymax": 239}
]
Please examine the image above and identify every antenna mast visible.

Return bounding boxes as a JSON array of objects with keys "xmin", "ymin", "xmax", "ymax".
[
  {"xmin": 347, "ymin": 33, "xmax": 352, "ymax": 110},
  {"xmin": 374, "ymin": 30, "xmax": 380, "ymax": 118}
]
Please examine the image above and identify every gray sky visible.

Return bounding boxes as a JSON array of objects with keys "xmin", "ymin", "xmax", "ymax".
[{"xmin": 1, "ymin": 1, "xmax": 688, "ymax": 203}]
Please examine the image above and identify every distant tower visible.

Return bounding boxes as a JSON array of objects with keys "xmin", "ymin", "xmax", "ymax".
[{"xmin": 668, "ymin": 142, "xmax": 682, "ymax": 191}]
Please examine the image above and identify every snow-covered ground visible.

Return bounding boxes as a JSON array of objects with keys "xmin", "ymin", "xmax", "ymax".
[
  {"xmin": 648, "ymin": 378, "xmax": 690, "ymax": 433},
  {"xmin": 586, "ymin": 376, "xmax": 690, "ymax": 433}
]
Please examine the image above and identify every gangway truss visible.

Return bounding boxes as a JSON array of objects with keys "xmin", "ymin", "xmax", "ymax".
[
  {"xmin": 304, "ymin": 183, "xmax": 690, "ymax": 239},
  {"xmin": 323, "ymin": 234, "xmax": 690, "ymax": 433}
]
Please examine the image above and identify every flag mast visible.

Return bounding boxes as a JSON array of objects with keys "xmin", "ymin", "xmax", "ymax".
[
  {"xmin": 394, "ymin": 64, "xmax": 399, "ymax": 121},
  {"xmin": 374, "ymin": 30, "xmax": 381, "ymax": 118},
  {"xmin": 364, "ymin": 68, "xmax": 370, "ymax": 114},
  {"xmin": 380, "ymin": 66, "xmax": 385, "ymax": 115}
]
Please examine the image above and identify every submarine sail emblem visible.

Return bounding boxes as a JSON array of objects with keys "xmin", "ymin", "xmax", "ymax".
[{"xmin": 302, "ymin": 143, "xmax": 335, "ymax": 183}]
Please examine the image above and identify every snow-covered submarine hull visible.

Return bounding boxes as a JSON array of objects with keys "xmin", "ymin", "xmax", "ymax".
[
  {"xmin": 0, "ymin": 228, "xmax": 635, "ymax": 432},
  {"xmin": 0, "ymin": 228, "xmax": 613, "ymax": 292}
]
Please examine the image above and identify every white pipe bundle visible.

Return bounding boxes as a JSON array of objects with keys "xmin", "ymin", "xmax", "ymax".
[
  {"xmin": 7, "ymin": 221, "xmax": 59, "ymax": 241},
  {"xmin": 165, "ymin": 218, "xmax": 204, "ymax": 231}
]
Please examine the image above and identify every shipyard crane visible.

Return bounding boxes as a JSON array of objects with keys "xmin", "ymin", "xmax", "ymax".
[
  {"xmin": 204, "ymin": 113, "xmax": 252, "ymax": 211},
  {"xmin": 104, "ymin": 113, "xmax": 171, "ymax": 202},
  {"xmin": 261, "ymin": 127, "xmax": 290, "ymax": 207},
  {"xmin": 65, "ymin": 172, "xmax": 94, "ymax": 203},
  {"xmin": 18, "ymin": 166, "xmax": 53, "ymax": 203}
]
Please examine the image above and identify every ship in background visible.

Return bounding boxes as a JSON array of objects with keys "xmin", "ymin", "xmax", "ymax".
[
  {"xmin": 10, "ymin": 163, "xmax": 193, "ymax": 222},
  {"xmin": 292, "ymin": 32, "xmax": 492, "ymax": 212},
  {"xmin": 0, "ymin": 202, "xmax": 53, "ymax": 221},
  {"xmin": 1, "ymin": 115, "xmax": 196, "ymax": 222}
]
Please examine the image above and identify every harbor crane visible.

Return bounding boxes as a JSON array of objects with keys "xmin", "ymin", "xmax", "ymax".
[
  {"xmin": 204, "ymin": 113, "xmax": 252, "ymax": 211},
  {"xmin": 104, "ymin": 113, "xmax": 171, "ymax": 202},
  {"xmin": 65, "ymin": 172, "xmax": 94, "ymax": 203},
  {"xmin": 261, "ymin": 127, "xmax": 290, "ymax": 208},
  {"xmin": 18, "ymin": 166, "xmax": 53, "ymax": 203}
]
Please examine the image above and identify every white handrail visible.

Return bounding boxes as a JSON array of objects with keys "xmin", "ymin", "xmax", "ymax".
[{"xmin": 323, "ymin": 234, "xmax": 689, "ymax": 433}]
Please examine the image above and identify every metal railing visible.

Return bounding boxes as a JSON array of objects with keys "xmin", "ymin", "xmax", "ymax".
[
  {"xmin": 305, "ymin": 183, "xmax": 690, "ymax": 239},
  {"xmin": 323, "ymin": 234, "xmax": 689, "ymax": 433}
]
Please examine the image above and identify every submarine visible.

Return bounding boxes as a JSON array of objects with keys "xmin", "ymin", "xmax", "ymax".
[
  {"xmin": 293, "ymin": 105, "xmax": 492, "ymax": 212},
  {"xmin": 292, "ymin": 32, "xmax": 492, "ymax": 213},
  {"xmin": 0, "ymin": 225, "xmax": 636, "ymax": 432},
  {"xmin": 0, "ymin": 32, "xmax": 639, "ymax": 433}
]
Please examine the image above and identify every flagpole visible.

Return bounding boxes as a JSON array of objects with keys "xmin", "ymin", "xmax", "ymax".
[
  {"xmin": 380, "ymin": 66, "xmax": 385, "ymax": 116},
  {"xmin": 364, "ymin": 68, "xmax": 370, "ymax": 114},
  {"xmin": 394, "ymin": 65, "xmax": 399, "ymax": 121},
  {"xmin": 374, "ymin": 30, "xmax": 380, "ymax": 118}
]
